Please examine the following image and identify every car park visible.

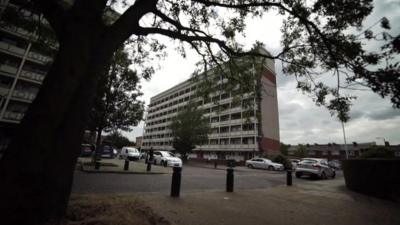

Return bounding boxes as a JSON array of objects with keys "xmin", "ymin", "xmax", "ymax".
[
  {"xmin": 120, "ymin": 147, "xmax": 141, "ymax": 160},
  {"xmin": 295, "ymin": 158, "xmax": 335, "ymax": 179},
  {"xmin": 245, "ymin": 158, "xmax": 284, "ymax": 171},
  {"xmin": 153, "ymin": 151, "xmax": 182, "ymax": 167}
]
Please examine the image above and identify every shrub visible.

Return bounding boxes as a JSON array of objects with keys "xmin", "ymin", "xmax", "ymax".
[
  {"xmin": 361, "ymin": 146, "xmax": 395, "ymax": 159},
  {"xmin": 273, "ymin": 154, "xmax": 292, "ymax": 169}
]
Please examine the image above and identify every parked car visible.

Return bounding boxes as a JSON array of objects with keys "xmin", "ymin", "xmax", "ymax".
[
  {"xmin": 153, "ymin": 151, "xmax": 182, "ymax": 167},
  {"xmin": 328, "ymin": 160, "xmax": 341, "ymax": 170},
  {"xmin": 100, "ymin": 144, "xmax": 115, "ymax": 158},
  {"xmin": 120, "ymin": 147, "xmax": 141, "ymax": 161},
  {"xmin": 80, "ymin": 144, "xmax": 95, "ymax": 157},
  {"xmin": 290, "ymin": 159, "xmax": 300, "ymax": 169},
  {"xmin": 295, "ymin": 158, "xmax": 335, "ymax": 179},
  {"xmin": 245, "ymin": 158, "xmax": 284, "ymax": 171}
]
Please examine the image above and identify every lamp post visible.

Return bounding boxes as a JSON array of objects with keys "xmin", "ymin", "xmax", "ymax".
[
  {"xmin": 376, "ymin": 137, "xmax": 387, "ymax": 145},
  {"xmin": 341, "ymin": 121, "xmax": 349, "ymax": 159}
]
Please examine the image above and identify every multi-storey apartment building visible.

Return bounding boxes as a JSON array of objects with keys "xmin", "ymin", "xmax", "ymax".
[
  {"xmin": 142, "ymin": 48, "xmax": 280, "ymax": 162},
  {"xmin": 0, "ymin": 0, "xmax": 55, "ymax": 153}
]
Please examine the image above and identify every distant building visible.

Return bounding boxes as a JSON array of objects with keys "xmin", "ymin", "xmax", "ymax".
[
  {"xmin": 288, "ymin": 142, "xmax": 400, "ymax": 160},
  {"xmin": 142, "ymin": 47, "xmax": 280, "ymax": 162},
  {"xmin": 0, "ymin": 0, "xmax": 56, "ymax": 154},
  {"xmin": 135, "ymin": 136, "xmax": 143, "ymax": 149}
]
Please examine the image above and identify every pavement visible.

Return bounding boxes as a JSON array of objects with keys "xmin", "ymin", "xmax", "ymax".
[{"xmin": 138, "ymin": 178, "xmax": 400, "ymax": 225}]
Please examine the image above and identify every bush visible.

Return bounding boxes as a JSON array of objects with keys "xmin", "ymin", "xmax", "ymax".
[
  {"xmin": 361, "ymin": 146, "xmax": 395, "ymax": 159},
  {"xmin": 273, "ymin": 154, "xmax": 292, "ymax": 170}
]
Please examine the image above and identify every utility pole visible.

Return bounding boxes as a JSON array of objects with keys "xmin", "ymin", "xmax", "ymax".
[{"xmin": 341, "ymin": 121, "xmax": 349, "ymax": 159}]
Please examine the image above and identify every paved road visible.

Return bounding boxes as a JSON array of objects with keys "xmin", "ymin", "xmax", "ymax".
[{"xmin": 72, "ymin": 163, "xmax": 342, "ymax": 194}]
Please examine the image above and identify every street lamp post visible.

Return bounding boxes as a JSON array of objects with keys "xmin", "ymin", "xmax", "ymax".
[
  {"xmin": 341, "ymin": 122, "xmax": 349, "ymax": 160},
  {"xmin": 376, "ymin": 137, "xmax": 387, "ymax": 145}
]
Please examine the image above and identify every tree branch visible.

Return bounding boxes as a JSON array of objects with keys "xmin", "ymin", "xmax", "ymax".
[
  {"xmin": 106, "ymin": 0, "xmax": 158, "ymax": 52},
  {"xmin": 31, "ymin": 0, "xmax": 69, "ymax": 37}
]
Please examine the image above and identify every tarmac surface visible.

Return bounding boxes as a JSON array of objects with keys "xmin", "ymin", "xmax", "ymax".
[{"xmin": 139, "ymin": 178, "xmax": 400, "ymax": 225}]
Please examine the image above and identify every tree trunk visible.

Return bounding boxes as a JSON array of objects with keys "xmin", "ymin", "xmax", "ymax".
[
  {"xmin": 0, "ymin": 18, "xmax": 113, "ymax": 224},
  {"xmin": 93, "ymin": 127, "xmax": 103, "ymax": 163}
]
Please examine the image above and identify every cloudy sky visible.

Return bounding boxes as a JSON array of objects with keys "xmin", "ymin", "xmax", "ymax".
[{"xmin": 123, "ymin": 0, "xmax": 400, "ymax": 145}]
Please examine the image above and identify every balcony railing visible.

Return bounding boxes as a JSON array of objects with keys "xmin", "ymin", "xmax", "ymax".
[
  {"xmin": 20, "ymin": 69, "xmax": 45, "ymax": 82},
  {"xmin": 0, "ymin": 41, "xmax": 52, "ymax": 64},
  {"xmin": 0, "ymin": 64, "xmax": 45, "ymax": 83},
  {"xmin": 12, "ymin": 90, "xmax": 36, "ymax": 102},
  {"xmin": 3, "ymin": 111, "xmax": 24, "ymax": 121}
]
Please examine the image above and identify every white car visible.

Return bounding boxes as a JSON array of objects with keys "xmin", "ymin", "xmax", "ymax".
[
  {"xmin": 245, "ymin": 158, "xmax": 284, "ymax": 171},
  {"xmin": 153, "ymin": 151, "xmax": 182, "ymax": 167},
  {"xmin": 295, "ymin": 158, "xmax": 335, "ymax": 179},
  {"xmin": 120, "ymin": 147, "xmax": 140, "ymax": 161}
]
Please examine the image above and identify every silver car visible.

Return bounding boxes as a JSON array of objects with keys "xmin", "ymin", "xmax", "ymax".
[
  {"xmin": 245, "ymin": 158, "xmax": 284, "ymax": 171},
  {"xmin": 295, "ymin": 158, "xmax": 335, "ymax": 179}
]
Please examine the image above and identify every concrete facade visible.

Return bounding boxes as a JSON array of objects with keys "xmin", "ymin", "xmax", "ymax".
[
  {"xmin": 142, "ymin": 50, "xmax": 280, "ymax": 162},
  {"xmin": 0, "ymin": 0, "xmax": 55, "ymax": 154}
]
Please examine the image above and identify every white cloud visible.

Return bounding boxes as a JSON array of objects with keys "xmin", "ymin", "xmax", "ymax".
[{"xmin": 125, "ymin": 0, "xmax": 400, "ymax": 145}]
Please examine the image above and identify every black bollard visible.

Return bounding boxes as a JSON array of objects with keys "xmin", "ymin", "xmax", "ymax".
[
  {"xmin": 214, "ymin": 161, "xmax": 218, "ymax": 169},
  {"xmin": 124, "ymin": 159, "xmax": 129, "ymax": 171},
  {"xmin": 146, "ymin": 162, "xmax": 152, "ymax": 171},
  {"xmin": 286, "ymin": 169, "xmax": 292, "ymax": 186},
  {"xmin": 170, "ymin": 166, "xmax": 182, "ymax": 197},
  {"xmin": 226, "ymin": 167, "xmax": 234, "ymax": 192},
  {"xmin": 94, "ymin": 161, "xmax": 100, "ymax": 170},
  {"xmin": 147, "ymin": 149, "xmax": 154, "ymax": 172}
]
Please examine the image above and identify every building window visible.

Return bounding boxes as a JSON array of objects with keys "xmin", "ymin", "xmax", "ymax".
[
  {"xmin": 221, "ymin": 93, "xmax": 230, "ymax": 99},
  {"xmin": 211, "ymin": 116, "xmax": 219, "ymax": 123},
  {"xmin": 220, "ymin": 103, "xmax": 230, "ymax": 111},
  {"xmin": 211, "ymin": 128, "xmax": 219, "ymax": 134},
  {"xmin": 220, "ymin": 138, "xmax": 229, "ymax": 145},
  {"xmin": 242, "ymin": 137, "xmax": 254, "ymax": 144},
  {"xmin": 331, "ymin": 151, "xmax": 340, "ymax": 155},
  {"xmin": 210, "ymin": 139, "xmax": 219, "ymax": 145},
  {"xmin": 231, "ymin": 112, "xmax": 241, "ymax": 120},
  {"xmin": 220, "ymin": 115, "xmax": 230, "ymax": 122},
  {"xmin": 230, "ymin": 125, "xmax": 241, "ymax": 132},
  {"xmin": 220, "ymin": 126, "xmax": 229, "ymax": 133},
  {"xmin": 230, "ymin": 138, "xmax": 241, "ymax": 145},
  {"xmin": 243, "ymin": 124, "xmax": 255, "ymax": 131}
]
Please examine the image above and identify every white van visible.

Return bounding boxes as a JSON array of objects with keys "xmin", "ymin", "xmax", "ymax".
[{"xmin": 120, "ymin": 147, "xmax": 140, "ymax": 161}]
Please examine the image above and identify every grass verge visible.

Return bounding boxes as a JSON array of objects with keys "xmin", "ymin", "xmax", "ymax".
[{"xmin": 63, "ymin": 194, "xmax": 170, "ymax": 225}]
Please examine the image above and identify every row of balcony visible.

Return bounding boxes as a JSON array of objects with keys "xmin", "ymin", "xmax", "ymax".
[
  {"xmin": 0, "ymin": 87, "xmax": 36, "ymax": 102},
  {"xmin": 0, "ymin": 64, "xmax": 45, "ymax": 83},
  {"xmin": 0, "ymin": 41, "xmax": 52, "ymax": 64},
  {"xmin": 141, "ymin": 144, "xmax": 258, "ymax": 151},
  {"xmin": 2, "ymin": 111, "xmax": 24, "ymax": 121},
  {"xmin": 144, "ymin": 130, "xmax": 257, "ymax": 142}
]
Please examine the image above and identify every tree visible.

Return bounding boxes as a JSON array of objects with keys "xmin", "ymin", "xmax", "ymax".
[
  {"xmin": 280, "ymin": 143, "xmax": 290, "ymax": 156},
  {"xmin": 104, "ymin": 131, "xmax": 135, "ymax": 149},
  {"xmin": 0, "ymin": 0, "xmax": 398, "ymax": 224},
  {"xmin": 87, "ymin": 45, "xmax": 144, "ymax": 152},
  {"xmin": 169, "ymin": 102, "xmax": 210, "ymax": 160},
  {"xmin": 294, "ymin": 144, "xmax": 308, "ymax": 158}
]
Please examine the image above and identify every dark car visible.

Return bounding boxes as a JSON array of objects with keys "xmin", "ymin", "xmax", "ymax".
[
  {"xmin": 80, "ymin": 144, "xmax": 95, "ymax": 157},
  {"xmin": 100, "ymin": 144, "xmax": 116, "ymax": 158}
]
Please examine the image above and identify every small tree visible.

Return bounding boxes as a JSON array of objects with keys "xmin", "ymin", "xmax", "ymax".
[
  {"xmin": 104, "ymin": 131, "xmax": 134, "ymax": 149},
  {"xmin": 280, "ymin": 143, "xmax": 289, "ymax": 156},
  {"xmin": 294, "ymin": 144, "xmax": 308, "ymax": 158},
  {"xmin": 169, "ymin": 102, "xmax": 210, "ymax": 160},
  {"xmin": 87, "ymin": 46, "xmax": 144, "ymax": 151}
]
